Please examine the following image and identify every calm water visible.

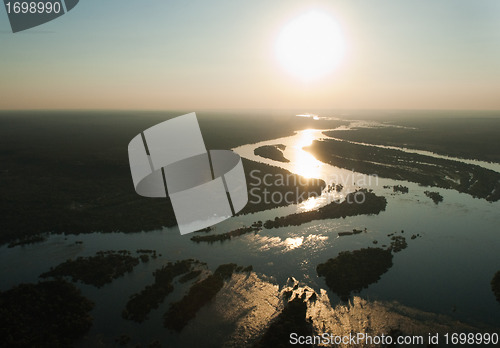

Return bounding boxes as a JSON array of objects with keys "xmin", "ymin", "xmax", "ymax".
[{"xmin": 1, "ymin": 118, "xmax": 499, "ymax": 345}]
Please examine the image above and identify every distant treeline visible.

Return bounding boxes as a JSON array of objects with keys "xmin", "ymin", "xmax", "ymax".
[{"xmin": 0, "ymin": 111, "xmax": 344, "ymax": 245}]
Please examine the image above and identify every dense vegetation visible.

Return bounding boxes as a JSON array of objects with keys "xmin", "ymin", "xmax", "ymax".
[
  {"xmin": 306, "ymin": 138, "xmax": 500, "ymax": 201},
  {"xmin": 326, "ymin": 115, "xmax": 500, "ymax": 163},
  {"xmin": 122, "ymin": 259, "xmax": 200, "ymax": 322},
  {"xmin": 40, "ymin": 250, "xmax": 144, "ymax": 287},
  {"xmin": 254, "ymin": 144, "xmax": 289, "ymax": 163},
  {"xmin": 424, "ymin": 190, "xmax": 444, "ymax": 204},
  {"xmin": 263, "ymin": 189, "xmax": 387, "ymax": 229},
  {"xmin": 0, "ymin": 111, "xmax": 343, "ymax": 245},
  {"xmin": 317, "ymin": 248, "xmax": 394, "ymax": 301},
  {"xmin": 0, "ymin": 279, "xmax": 94, "ymax": 347},
  {"xmin": 389, "ymin": 235, "xmax": 408, "ymax": 252},
  {"xmin": 393, "ymin": 185, "xmax": 409, "ymax": 194},
  {"xmin": 317, "ymin": 230, "xmax": 412, "ymax": 301}
]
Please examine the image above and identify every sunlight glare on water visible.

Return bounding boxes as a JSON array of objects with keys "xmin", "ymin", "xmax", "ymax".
[
  {"xmin": 299, "ymin": 196, "xmax": 323, "ymax": 211},
  {"xmin": 284, "ymin": 237, "xmax": 304, "ymax": 250},
  {"xmin": 291, "ymin": 129, "xmax": 323, "ymax": 178}
]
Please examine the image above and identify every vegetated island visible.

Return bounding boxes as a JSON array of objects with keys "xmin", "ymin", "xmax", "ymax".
[
  {"xmin": 317, "ymin": 248, "xmax": 393, "ymax": 302},
  {"xmin": 40, "ymin": 250, "xmax": 153, "ymax": 288},
  {"xmin": 254, "ymin": 144, "xmax": 290, "ymax": 163},
  {"xmin": 0, "ymin": 279, "xmax": 94, "ymax": 347},
  {"xmin": 393, "ymin": 185, "xmax": 409, "ymax": 194},
  {"xmin": 122, "ymin": 259, "xmax": 204, "ymax": 322},
  {"xmin": 163, "ymin": 263, "xmax": 252, "ymax": 332},
  {"xmin": 327, "ymin": 183, "xmax": 343, "ymax": 192},
  {"xmin": 191, "ymin": 190, "xmax": 386, "ymax": 243},
  {"xmin": 263, "ymin": 189, "xmax": 387, "ymax": 229},
  {"xmin": 338, "ymin": 228, "xmax": 366, "ymax": 237},
  {"xmin": 424, "ymin": 190, "xmax": 444, "ymax": 204},
  {"xmin": 305, "ymin": 137, "xmax": 500, "ymax": 202},
  {"xmin": 191, "ymin": 223, "xmax": 262, "ymax": 243},
  {"xmin": 317, "ymin": 231, "xmax": 413, "ymax": 301},
  {"xmin": 491, "ymin": 271, "xmax": 500, "ymax": 304}
]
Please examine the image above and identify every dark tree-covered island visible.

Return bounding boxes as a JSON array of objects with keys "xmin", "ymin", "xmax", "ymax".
[
  {"xmin": 424, "ymin": 190, "xmax": 444, "ymax": 204},
  {"xmin": 254, "ymin": 144, "xmax": 290, "ymax": 163},
  {"xmin": 40, "ymin": 250, "xmax": 151, "ymax": 287},
  {"xmin": 122, "ymin": 259, "xmax": 203, "ymax": 322},
  {"xmin": 0, "ymin": 279, "xmax": 94, "ymax": 347},
  {"xmin": 263, "ymin": 189, "xmax": 387, "ymax": 229},
  {"xmin": 317, "ymin": 248, "xmax": 394, "ymax": 301},
  {"xmin": 306, "ymin": 137, "xmax": 500, "ymax": 202}
]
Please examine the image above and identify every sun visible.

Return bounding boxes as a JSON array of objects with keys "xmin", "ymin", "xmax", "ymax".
[{"xmin": 275, "ymin": 10, "xmax": 345, "ymax": 81}]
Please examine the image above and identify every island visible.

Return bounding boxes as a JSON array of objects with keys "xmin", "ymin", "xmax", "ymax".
[
  {"xmin": 317, "ymin": 230, "xmax": 412, "ymax": 301},
  {"xmin": 254, "ymin": 144, "xmax": 290, "ymax": 163},
  {"xmin": 122, "ymin": 259, "xmax": 202, "ymax": 322},
  {"xmin": 393, "ymin": 185, "xmax": 409, "ymax": 194},
  {"xmin": 317, "ymin": 248, "xmax": 394, "ymax": 301},
  {"xmin": 190, "ymin": 190, "xmax": 385, "ymax": 243},
  {"xmin": 424, "ymin": 190, "xmax": 444, "ymax": 204},
  {"xmin": 0, "ymin": 279, "xmax": 94, "ymax": 347},
  {"xmin": 191, "ymin": 223, "xmax": 262, "ymax": 243},
  {"xmin": 40, "ymin": 250, "xmax": 152, "ymax": 288},
  {"xmin": 305, "ymin": 137, "xmax": 500, "ymax": 202},
  {"xmin": 263, "ymin": 189, "xmax": 387, "ymax": 229}
]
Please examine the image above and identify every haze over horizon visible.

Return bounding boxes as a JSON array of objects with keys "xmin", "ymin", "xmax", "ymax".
[{"xmin": 1, "ymin": 0, "xmax": 499, "ymax": 110}]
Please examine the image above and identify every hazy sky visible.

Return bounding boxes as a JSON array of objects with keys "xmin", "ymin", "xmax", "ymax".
[{"xmin": 1, "ymin": 0, "xmax": 499, "ymax": 110}]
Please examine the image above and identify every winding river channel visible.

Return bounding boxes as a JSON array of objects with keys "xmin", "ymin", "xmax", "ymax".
[{"xmin": 1, "ymin": 119, "xmax": 499, "ymax": 345}]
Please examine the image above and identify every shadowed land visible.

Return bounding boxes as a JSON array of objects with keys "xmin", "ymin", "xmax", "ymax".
[
  {"xmin": 0, "ymin": 279, "xmax": 94, "ymax": 347},
  {"xmin": 0, "ymin": 111, "xmax": 343, "ymax": 246}
]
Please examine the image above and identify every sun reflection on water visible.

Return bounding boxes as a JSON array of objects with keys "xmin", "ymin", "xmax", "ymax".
[
  {"xmin": 291, "ymin": 129, "xmax": 323, "ymax": 179},
  {"xmin": 284, "ymin": 237, "xmax": 304, "ymax": 250},
  {"xmin": 299, "ymin": 196, "xmax": 322, "ymax": 211},
  {"xmin": 294, "ymin": 129, "xmax": 315, "ymax": 148}
]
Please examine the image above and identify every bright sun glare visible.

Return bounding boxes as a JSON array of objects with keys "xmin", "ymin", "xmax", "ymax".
[
  {"xmin": 275, "ymin": 10, "xmax": 345, "ymax": 81},
  {"xmin": 292, "ymin": 129, "xmax": 322, "ymax": 179}
]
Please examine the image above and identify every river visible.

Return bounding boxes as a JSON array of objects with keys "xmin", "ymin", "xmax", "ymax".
[{"xmin": 1, "ymin": 118, "xmax": 499, "ymax": 345}]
